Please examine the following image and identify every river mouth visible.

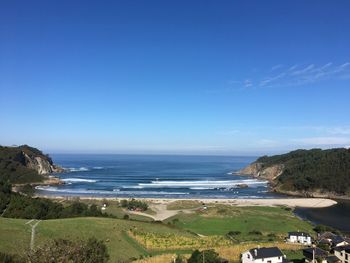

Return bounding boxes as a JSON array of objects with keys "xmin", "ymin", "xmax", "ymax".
[{"xmin": 294, "ymin": 199, "xmax": 350, "ymax": 234}]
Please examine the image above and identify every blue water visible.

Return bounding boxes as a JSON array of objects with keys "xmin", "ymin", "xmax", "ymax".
[{"xmin": 36, "ymin": 154, "xmax": 281, "ymax": 199}]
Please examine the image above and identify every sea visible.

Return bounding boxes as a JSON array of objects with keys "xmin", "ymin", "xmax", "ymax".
[{"xmin": 35, "ymin": 154, "xmax": 280, "ymax": 199}]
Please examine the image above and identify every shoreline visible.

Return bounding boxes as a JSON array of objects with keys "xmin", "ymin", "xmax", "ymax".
[{"xmin": 36, "ymin": 194, "xmax": 337, "ymax": 208}]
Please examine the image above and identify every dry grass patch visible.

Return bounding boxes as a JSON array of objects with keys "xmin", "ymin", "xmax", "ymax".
[
  {"xmin": 128, "ymin": 230, "xmax": 232, "ymax": 250},
  {"xmin": 133, "ymin": 254, "xmax": 176, "ymax": 263},
  {"xmin": 166, "ymin": 200, "xmax": 202, "ymax": 210}
]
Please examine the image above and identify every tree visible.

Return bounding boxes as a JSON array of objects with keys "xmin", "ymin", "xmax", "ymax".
[
  {"xmin": 174, "ymin": 254, "xmax": 185, "ymax": 263},
  {"xmin": 19, "ymin": 184, "xmax": 35, "ymax": 197},
  {"xmin": 188, "ymin": 249, "xmax": 221, "ymax": 263}
]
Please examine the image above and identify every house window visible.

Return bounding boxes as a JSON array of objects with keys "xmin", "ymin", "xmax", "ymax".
[
  {"xmin": 247, "ymin": 255, "xmax": 250, "ymax": 259},
  {"xmin": 267, "ymin": 260, "xmax": 271, "ymax": 263},
  {"xmin": 345, "ymin": 254, "xmax": 348, "ymax": 260}
]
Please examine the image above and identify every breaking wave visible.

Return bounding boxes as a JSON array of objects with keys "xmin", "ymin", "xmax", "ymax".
[
  {"xmin": 35, "ymin": 186, "xmax": 188, "ymax": 196},
  {"xmin": 65, "ymin": 167, "xmax": 90, "ymax": 172},
  {"xmin": 136, "ymin": 179, "xmax": 267, "ymax": 189},
  {"xmin": 62, "ymin": 178, "xmax": 97, "ymax": 183}
]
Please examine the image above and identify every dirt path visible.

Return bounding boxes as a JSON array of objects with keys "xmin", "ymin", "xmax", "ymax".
[{"xmin": 26, "ymin": 219, "xmax": 41, "ymax": 250}]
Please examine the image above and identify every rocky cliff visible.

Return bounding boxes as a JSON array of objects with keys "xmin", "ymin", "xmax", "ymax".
[
  {"xmin": 23, "ymin": 151, "xmax": 64, "ymax": 175},
  {"xmin": 238, "ymin": 148, "xmax": 350, "ymax": 198},
  {"xmin": 0, "ymin": 145, "xmax": 63, "ymax": 184},
  {"xmin": 239, "ymin": 162, "xmax": 284, "ymax": 181}
]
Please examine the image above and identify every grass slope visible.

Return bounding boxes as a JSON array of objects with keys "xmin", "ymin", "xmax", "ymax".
[
  {"xmin": 0, "ymin": 145, "xmax": 46, "ymax": 183},
  {"xmin": 0, "ymin": 206, "xmax": 315, "ymax": 262},
  {"xmin": 0, "ymin": 217, "xmax": 191, "ymax": 262},
  {"xmin": 165, "ymin": 206, "xmax": 314, "ymax": 238}
]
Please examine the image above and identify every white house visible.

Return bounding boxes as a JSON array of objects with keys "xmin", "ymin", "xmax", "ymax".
[
  {"xmin": 241, "ymin": 247, "xmax": 287, "ymax": 263},
  {"xmin": 287, "ymin": 232, "xmax": 312, "ymax": 245},
  {"xmin": 332, "ymin": 237, "xmax": 349, "ymax": 248},
  {"xmin": 334, "ymin": 245, "xmax": 350, "ymax": 263}
]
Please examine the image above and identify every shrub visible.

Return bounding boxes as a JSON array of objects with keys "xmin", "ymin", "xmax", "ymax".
[
  {"xmin": 248, "ymin": 230, "xmax": 262, "ymax": 235},
  {"xmin": 174, "ymin": 254, "xmax": 185, "ymax": 263},
  {"xmin": 227, "ymin": 231, "xmax": 241, "ymax": 236},
  {"xmin": 27, "ymin": 238, "xmax": 109, "ymax": 263},
  {"xmin": 313, "ymin": 224, "xmax": 340, "ymax": 234},
  {"xmin": 188, "ymin": 249, "xmax": 221, "ymax": 263},
  {"xmin": 120, "ymin": 199, "xmax": 148, "ymax": 211}
]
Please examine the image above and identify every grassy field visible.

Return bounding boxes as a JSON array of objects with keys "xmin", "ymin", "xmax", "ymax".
[
  {"xmin": 165, "ymin": 205, "xmax": 314, "ymax": 240},
  {"xmin": 0, "ymin": 218, "xmax": 31, "ymax": 255},
  {"xmin": 65, "ymin": 198, "xmax": 155, "ymax": 222},
  {"xmin": 0, "ymin": 205, "xmax": 314, "ymax": 262},
  {"xmin": 166, "ymin": 200, "xmax": 203, "ymax": 210},
  {"xmin": 0, "ymin": 217, "xmax": 191, "ymax": 262}
]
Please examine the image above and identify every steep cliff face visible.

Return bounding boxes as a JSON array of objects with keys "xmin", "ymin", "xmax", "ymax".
[
  {"xmin": 239, "ymin": 162, "xmax": 284, "ymax": 181},
  {"xmin": 0, "ymin": 145, "xmax": 63, "ymax": 184},
  {"xmin": 23, "ymin": 153, "xmax": 64, "ymax": 175}
]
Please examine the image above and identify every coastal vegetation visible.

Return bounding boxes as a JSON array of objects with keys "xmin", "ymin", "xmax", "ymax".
[
  {"xmin": 0, "ymin": 145, "xmax": 45, "ymax": 184},
  {"xmin": 0, "ymin": 145, "xmax": 63, "ymax": 184},
  {"xmin": 128, "ymin": 230, "xmax": 232, "ymax": 250},
  {"xmin": 0, "ymin": 199, "xmax": 317, "ymax": 262},
  {"xmin": 121, "ymin": 198, "xmax": 149, "ymax": 211},
  {"xmin": 0, "ymin": 180, "xmax": 109, "ymax": 219},
  {"xmin": 0, "ymin": 145, "xmax": 342, "ymax": 262},
  {"xmin": 165, "ymin": 205, "xmax": 313, "ymax": 239},
  {"xmin": 0, "ymin": 237, "xmax": 109, "ymax": 263},
  {"xmin": 242, "ymin": 148, "xmax": 350, "ymax": 196}
]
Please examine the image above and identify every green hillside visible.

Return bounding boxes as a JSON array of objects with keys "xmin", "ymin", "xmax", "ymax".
[
  {"xmin": 0, "ymin": 217, "xmax": 193, "ymax": 262},
  {"xmin": 0, "ymin": 145, "xmax": 46, "ymax": 183},
  {"xmin": 0, "ymin": 204, "xmax": 315, "ymax": 262},
  {"xmin": 257, "ymin": 148, "xmax": 350, "ymax": 195}
]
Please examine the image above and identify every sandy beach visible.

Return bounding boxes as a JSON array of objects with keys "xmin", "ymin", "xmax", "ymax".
[{"xmin": 39, "ymin": 195, "xmax": 337, "ymax": 208}]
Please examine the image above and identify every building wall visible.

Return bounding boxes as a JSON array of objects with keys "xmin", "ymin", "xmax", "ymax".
[
  {"xmin": 288, "ymin": 235, "xmax": 312, "ymax": 245},
  {"xmin": 334, "ymin": 250, "xmax": 350, "ymax": 263},
  {"xmin": 241, "ymin": 252, "xmax": 284, "ymax": 263}
]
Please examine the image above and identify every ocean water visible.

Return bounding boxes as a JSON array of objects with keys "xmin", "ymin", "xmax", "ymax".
[{"xmin": 36, "ymin": 154, "xmax": 280, "ymax": 199}]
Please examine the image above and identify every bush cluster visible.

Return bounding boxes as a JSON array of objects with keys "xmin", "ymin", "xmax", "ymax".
[
  {"xmin": 0, "ymin": 180, "xmax": 110, "ymax": 219},
  {"xmin": 120, "ymin": 198, "xmax": 148, "ymax": 211}
]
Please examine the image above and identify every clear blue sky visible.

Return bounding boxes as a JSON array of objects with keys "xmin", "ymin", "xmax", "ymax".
[{"xmin": 1, "ymin": 0, "xmax": 350, "ymax": 155}]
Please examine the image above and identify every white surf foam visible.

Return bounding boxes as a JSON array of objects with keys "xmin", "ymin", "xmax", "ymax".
[
  {"xmin": 35, "ymin": 186, "xmax": 188, "ymax": 195},
  {"xmin": 65, "ymin": 167, "xmax": 90, "ymax": 172},
  {"xmin": 137, "ymin": 179, "xmax": 267, "ymax": 189},
  {"xmin": 189, "ymin": 187, "xmax": 215, "ymax": 190},
  {"xmin": 62, "ymin": 178, "xmax": 97, "ymax": 183}
]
